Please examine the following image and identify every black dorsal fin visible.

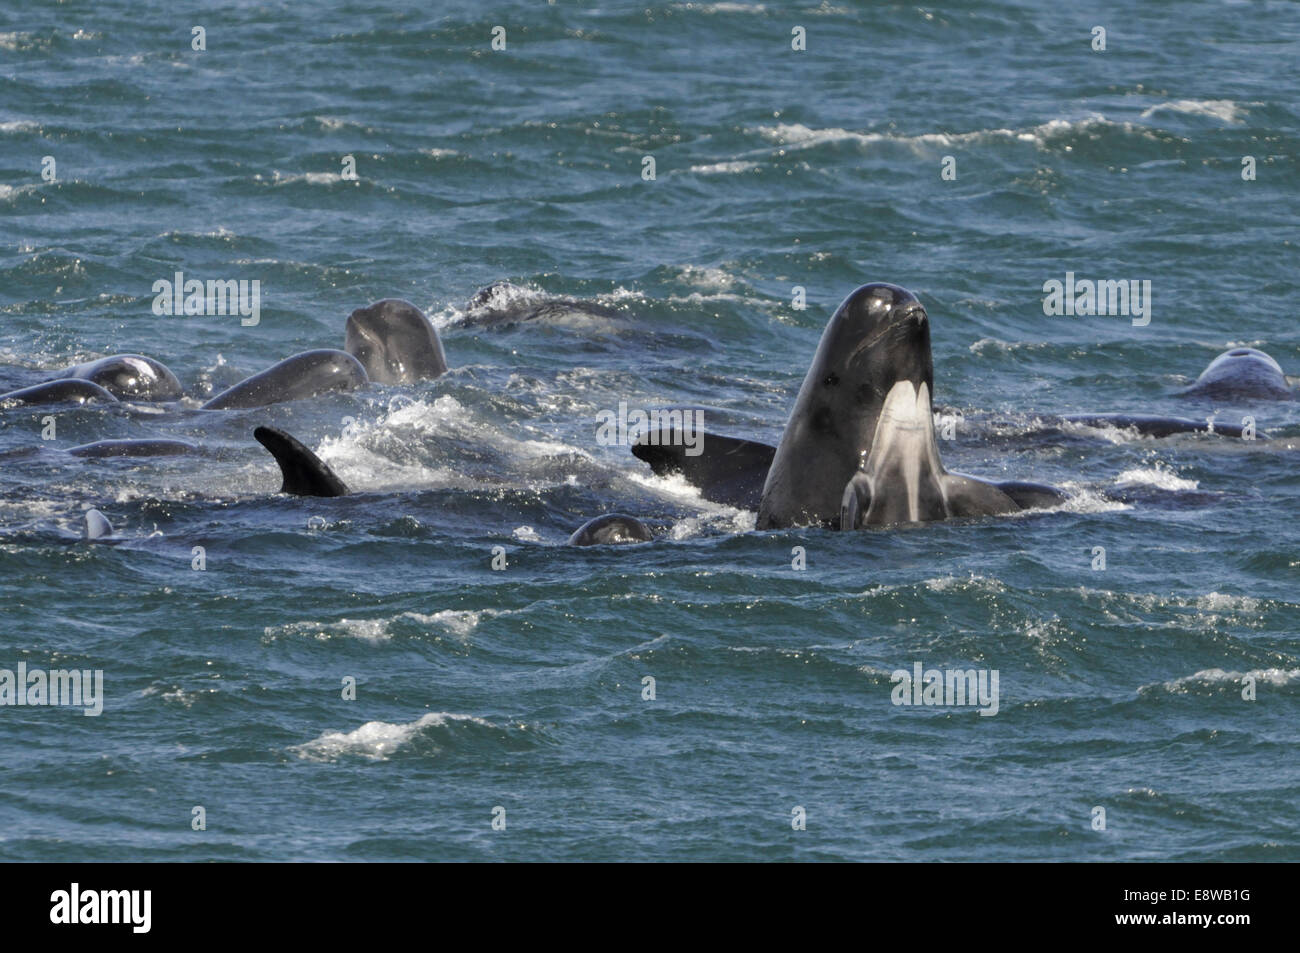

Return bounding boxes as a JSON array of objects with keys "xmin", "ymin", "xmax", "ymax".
[{"xmin": 253, "ymin": 426, "xmax": 350, "ymax": 497}]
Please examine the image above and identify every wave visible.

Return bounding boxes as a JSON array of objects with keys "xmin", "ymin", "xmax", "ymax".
[
  {"xmin": 289, "ymin": 712, "xmax": 497, "ymax": 761},
  {"xmin": 435, "ymin": 280, "xmax": 633, "ymax": 332},
  {"xmin": 1141, "ymin": 667, "xmax": 1300, "ymax": 696},
  {"xmin": 687, "ymin": 160, "xmax": 759, "ymax": 174},
  {"xmin": 264, "ymin": 608, "xmax": 507, "ymax": 644},
  {"xmin": 750, "ymin": 113, "xmax": 1176, "ymax": 155},
  {"xmin": 1139, "ymin": 99, "xmax": 1246, "ymax": 123},
  {"xmin": 1114, "ymin": 465, "xmax": 1199, "ymax": 492}
]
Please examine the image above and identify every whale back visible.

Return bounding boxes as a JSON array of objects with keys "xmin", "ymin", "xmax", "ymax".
[{"xmin": 202, "ymin": 350, "xmax": 367, "ymax": 410}]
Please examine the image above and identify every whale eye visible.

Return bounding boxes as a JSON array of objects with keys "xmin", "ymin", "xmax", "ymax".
[{"xmin": 823, "ymin": 372, "xmax": 839, "ymax": 387}]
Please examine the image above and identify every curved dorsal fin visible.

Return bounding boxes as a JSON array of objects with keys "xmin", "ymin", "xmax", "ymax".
[{"xmin": 253, "ymin": 427, "xmax": 350, "ymax": 497}]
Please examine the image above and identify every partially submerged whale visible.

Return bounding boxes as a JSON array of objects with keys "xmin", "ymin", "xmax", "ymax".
[
  {"xmin": 0, "ymin": 354, "xmax": 183, "ymax": 406},
  {"xmin": 1051, "ymin": 348, "xmax": 1292, "ymax": 438},
  {"xmin": 84, "ymin": 508, "xmax": 114, "ymax": 540},
  {"xmin": 344, "ymin": 299, "xmax": 447, "ymax": 384},
  {"xmin": 1181, "ymin": 347, "xmax": 1293, "ymax": 401},
  {"xmin": 201, "ymin": 349, "xmax": 368, "ymax": 410},
  {"xmin": 633, "ymin": 283, "xmax": 1066, "ymax": 529},
  {"xmin": 67, "ymin": 438, "xmax": 199, "ymax": 458},
  {"xmin": 0, "ymin": 379, "xmax": 119, "ymax": 406},
  {"xmin": 458, "ymin": 280, "xmax": 622, "ymax": 329},
  {"xmin": 253, "ymin": 426, "xmax": 350, "ymax": 496},
  {"xmin": 252, "ymin": 425, "xmax": 652, "ymax": 544},
  {"xmin": 58, "ymin": 354, "xmax": 183, "ymax": 401},
  {"xmin": 567, "ymin": 514, "xmax": 653, "ymax": 546}
]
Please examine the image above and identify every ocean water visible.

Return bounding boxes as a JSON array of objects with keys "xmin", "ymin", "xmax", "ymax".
[{"xmin": 1, "ymin": 0, "xmax": 1297, "ymax": 861}]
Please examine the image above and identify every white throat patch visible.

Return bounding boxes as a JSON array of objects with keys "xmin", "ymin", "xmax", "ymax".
[{"xmin": 861, "ymin": 380, "xmax": 944, "ymax": 523}]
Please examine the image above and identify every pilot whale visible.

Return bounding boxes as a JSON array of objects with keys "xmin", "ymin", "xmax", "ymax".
[
  {"xmin": 0, "ymin": 379, "xmax": 119, "ymax": 406},
  {"xmin": 0, "ymin": 354, "xmax": 181, "ymax": 406},
  {"xmin": 632, "ymin": 282, "xmax": 1065, "ymax": 529},
  {"xmin": 58, "ymin": 354, "xmax": 183, "ymax": 401},
  {"xmin": 567, "ymin": 514, "xmax": 653, "ymax": 546},
  {"xmin": 344, "ymin": 298, "xmax": 447, "ymax": 384},
  {"xmin": 1048, "ymin": 348, "xmax": 1292, "ymax": 439},
  {"xmin": 201, "ymin": 349, "xmax": 368, "ymax": 410},
  {"xmin": 203, "ymin": 301, "xmax": 446, "ymax": 408},
  {"xmin": 251, "ymin": 425, "xmax": 651, "ymax": 544},
  {"xmin": 1180, "ymin": 347, "xmax": 1293, "ymax": 401}
]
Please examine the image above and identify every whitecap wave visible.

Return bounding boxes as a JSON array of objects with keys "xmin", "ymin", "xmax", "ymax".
[
  {"xmin": 1142, "ymin": 667, "xmax": 1300, "ymax": 695},
  {"xmin": 1114, "ymin": 465, "xmax": 1198, "ymax": 491},
  {"xmin": 289, "ymin": 712, "xmax": 494, "ymax": 761},
  {"xmin": 752, "ymin": 114, "xmax": 1167, "ymax": 154},
  {"xmin": 264, "ymin": 608, "xmax": 503, "ymax": 644},
  {"xmin": 688, "ymin": 160, "xmax": 759, "ymax": 174},
  {"xmin": 1139, "ymin": 99, "xmax": 1244, "ymax": 123}
]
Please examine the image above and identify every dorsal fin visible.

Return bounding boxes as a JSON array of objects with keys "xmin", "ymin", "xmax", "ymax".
[{"xmin": 253, "ymin": 427, "xmax": 350, "ymax": 497}]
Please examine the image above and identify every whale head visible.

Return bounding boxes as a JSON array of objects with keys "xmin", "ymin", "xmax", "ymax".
[
  {"xmin": 757, "ymin": 282, "xmax": 933, "ymax": 529},
  {"xmin": 1182, "ymin": 347, "xmax": 1292, "ymax": 401},
  {"xmin": 345, "ymin": 299, "xmax": 448, "ymax": 385},
  {"xmin": 61, "ymin": 354, "xmax": 182, "ymax": 401}
]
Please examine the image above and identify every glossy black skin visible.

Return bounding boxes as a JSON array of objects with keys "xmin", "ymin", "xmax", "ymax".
[
  {"xmin": 59, "ymin": 354, "xmax": 183, "ymax": 401},
  {"xmin": 344, "ymin": 299, "xmax": 448, "ymax": 385},
  {"xmin": 757, "ymin": 283, "xmax": 931, "ymax": 529},
  {"xmin": 0, "ymin": 379, "xmax": 119, "ymax": 405},
  {"xmin": 253, "ymin": 426, "xmax": 350, "ymax": 497},
  {"xmin": 201, "ymin": 349, "xmax": 368, "ymax": 410},
  {"xmin": 567, "ymin": 514, "xmax": 653, "ymax": 546}
]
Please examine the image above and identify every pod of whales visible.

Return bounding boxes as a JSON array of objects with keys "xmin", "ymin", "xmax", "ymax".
[
  {"xmin": 0, "ymin": 298, "xmax": 444, "ymax": 409},
  {"xmin": 6, "ymin": 282, "xmax": 1294, "ymax": 543}
]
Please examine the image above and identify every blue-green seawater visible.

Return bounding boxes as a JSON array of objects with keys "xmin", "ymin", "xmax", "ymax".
[{"xmin": 1, "ymin": 0, "xmax": 1298, "ymax": 861}]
